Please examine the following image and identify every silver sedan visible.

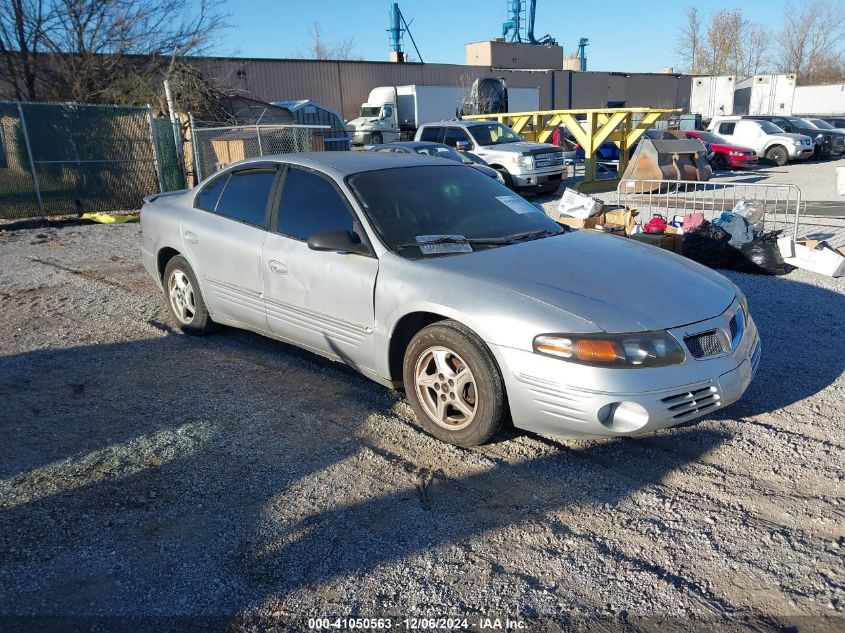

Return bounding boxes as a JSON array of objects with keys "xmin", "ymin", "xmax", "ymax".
[{"xmin": 141, "ymin": 152, "xmax": 760, "ymax": 447}]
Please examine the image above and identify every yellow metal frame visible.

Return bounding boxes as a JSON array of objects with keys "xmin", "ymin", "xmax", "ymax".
[{"xmin": 464, "ymin": 108, "xmax": 680, "ymax": 192}]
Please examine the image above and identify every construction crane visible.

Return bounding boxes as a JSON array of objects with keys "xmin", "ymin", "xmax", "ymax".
[{"xmin": 501, "ymin": 0, "xmax": 557, "ymax": 46}]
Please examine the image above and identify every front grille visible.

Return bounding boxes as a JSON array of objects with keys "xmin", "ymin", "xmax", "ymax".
[
  {"xmin": 661, "ymin": 385, "xmax": 721, "ymax": 419},
  {"xmin": 533, "ymin": 152, "xmax": 564, "ymax": 168},
  {"xmin": 684, "ymin": 330, "xmax": 727, "ymax": 358}
]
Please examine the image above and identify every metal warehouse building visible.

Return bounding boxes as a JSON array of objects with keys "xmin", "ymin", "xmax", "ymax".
[{"xmin": 192, "ymin": 57, "xmax": 692, "ymax": 122}]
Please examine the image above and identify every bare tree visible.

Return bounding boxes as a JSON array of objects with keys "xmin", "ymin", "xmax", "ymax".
[
  {"xmin": 674, "ymin": 6, "xmax": 703, "ymax": 74},
  {"xmin": 296, "ymin": 21, "xmax": 360, "ymax": 61},
  {"xmin": 778, "ymin": 0, "xmax": 845, "ymax": 84},
  {"xmin": 0, "ymin": 0, "xmax": 229, "ymax": 103},
  {"xmin": 0, "ymin": 0, "xmax": 53, "ymax": 100},
  {"xmin": 676, "ymin": 6, "xmax": 772, "ymax": 77}
]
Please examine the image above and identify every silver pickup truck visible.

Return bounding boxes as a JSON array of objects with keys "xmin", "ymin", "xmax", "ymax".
[{"xmin": 415, "ymin": 120, "xmax": 568, "ymax": 194}]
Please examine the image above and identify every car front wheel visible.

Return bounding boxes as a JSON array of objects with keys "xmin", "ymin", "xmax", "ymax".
[
  {"xmin": 163, "ymin": 255, "xmax": 218, "ymax": 335},
  {"xmin": 765, "ymin": 145, "xmax": 788, "ymax": 166},
  {"xmin": 403, "ymin": 320, "xmax": 505, "ymax": 447}
]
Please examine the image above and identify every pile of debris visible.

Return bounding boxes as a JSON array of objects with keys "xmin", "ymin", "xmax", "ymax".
[{"xmin": 551, "ymin": 188, "xmax": 845, "ymax": 278}]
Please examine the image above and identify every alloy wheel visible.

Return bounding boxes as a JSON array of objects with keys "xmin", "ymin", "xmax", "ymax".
[
  {"xmin": 414, "ymin": 346, "xmax": 478, "ymax": 431},
  {"xmin": 168, "ymin": 270, "xmax": 196, "ymax": 325}
]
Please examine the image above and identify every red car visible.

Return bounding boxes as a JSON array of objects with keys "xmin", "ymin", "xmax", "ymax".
[{"xmin": 685, "ymin": 130, "xmax": 758, "ymax": 170}]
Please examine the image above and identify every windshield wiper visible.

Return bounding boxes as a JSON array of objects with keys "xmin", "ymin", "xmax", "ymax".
[{"xmin": 396, "ymin": 229, "xmax": 564, "ymax": 251}]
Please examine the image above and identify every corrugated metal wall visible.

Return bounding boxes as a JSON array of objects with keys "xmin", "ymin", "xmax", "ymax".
[{"xmin": 192, "ymin": 58, "xmax": 692, "ymax": 121}]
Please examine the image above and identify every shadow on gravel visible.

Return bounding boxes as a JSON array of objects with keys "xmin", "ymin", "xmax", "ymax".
[
  {"xmin": 0, "ymin": 271, "xmax": 842, "ymax": 617},
  {"xmin": 720, "ymin": 272, "xmax": 845, "ymax": 418}
]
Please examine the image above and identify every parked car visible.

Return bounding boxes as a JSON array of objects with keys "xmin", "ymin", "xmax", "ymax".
[
  {"xmin": 141, "ymin": 152, "xmax": 760, "ymax": 447},
  {"xmin": 707, "ymin": 116, "xmax": 813, "ymax": 166},
  {"xmin": 743, "ymin": 115, "xmax": 844, "ymax": 159},
  {"xmin": 415, "ymin": 120, "xmax": 566, "ymax": 194},
  {"xmin": 819, "ymin": 116, "xmax": 845, "ymax": 130},
  {"xmin": 805, "ymin": 117, "xmax": 845, "ymax": 134},
  {"xmin": 684, "ymin": 130, "xmax": 758, "ymax": 170},
  {"xmin": 799, "ymin": 118, "xmax": 845, "ymax": 157},
  {"xmin": 368, "ymin": 141, "xmax": 504, "ymax": 183}
]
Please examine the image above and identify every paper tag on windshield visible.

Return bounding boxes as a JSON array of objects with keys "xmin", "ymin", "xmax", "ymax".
[
  {"xmin": 415, "ymin": 236, "xmax": 472, "ymax": 255},
  {"xmin": 496, "ymin": 195, "xmax": 541, "ymax": 215}
]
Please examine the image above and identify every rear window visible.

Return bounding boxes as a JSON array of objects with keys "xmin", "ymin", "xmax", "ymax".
[
  {"xmin": 215, "ymin": 169, "xmax": 276, "ymax": 227},
  {"xmin": 419, "ymin": 127, "xmax": 442, "ymax": 142}
]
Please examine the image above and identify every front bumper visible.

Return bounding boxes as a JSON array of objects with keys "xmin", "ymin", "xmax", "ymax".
[
  {"xmin": 511, "ymin": 168, "xmax": 565, "ymax": 191},
  {"xmin": 490, "ymin": 304, "xmax": 760, "ymax": 439},
  {"xmin": 727, "ymin": 154, "xmax": 758, "ymax": 168}
]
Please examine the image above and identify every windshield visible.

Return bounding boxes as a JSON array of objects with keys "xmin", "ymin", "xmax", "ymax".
[
  {"xmin": 347, "ymin": 165, "xmax": 562, "ymax": 257},
  {"xmin": 758, "ymin": 121, "xmax": 784, "ymax": 134},
  {"xmin": 691, "ymin": 131, "xmax": 724, "ymax": 144},
  {"xmin": 360, "ymin": 106, "xmax": 380, "ymax": 117},
  {"xmin": 811, "ymin": 119, "xmax": 834, "ymax": 130},
  {"xmin": 413, "ymin": 144, "xmax": 462, "ymax": 163},
  {"xmin": 786, "ymin": 117, "xmax": 813, "ymax": 128},
  {"xmin": 468, "ymin": 122, "xmax": 522, "ymax": 146}
]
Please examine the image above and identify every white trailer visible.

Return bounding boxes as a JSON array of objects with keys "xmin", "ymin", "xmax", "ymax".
[
  {"xmin": 792, "ymin": 83, "xmax": 845, "ymax": 115},
  {"xmin": 733, "ymin": 74, "xmax": 797, "ymax": 116},
  {"xmin": 347, "ymin": 85, "xmax": 464, "ymax": 145},
  {"xmin": 689, "ymin": 75, "xmax": 735, "ymax": 120},
  {"xmin": 506, "ymin": 87, "xmax": 541, "ymax": 113}
]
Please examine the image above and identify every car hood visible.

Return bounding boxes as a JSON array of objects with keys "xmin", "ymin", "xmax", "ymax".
[
  {"xmin": 714, "ymin": 142, "xmax": 756, "ymax": 153},
  {"xmin": 419, "ymin": 231, "xmax": 736, "ymax": 333},
  {"xmin": 347, "ymin": 117, "xmax": 377, "ymax": 128},
  {"xmin": 478, "ymin": 141, "xmax": 561, "ymax": 155},
  {"xmin": 773, "ymin": 132, "xmax": 810, "ymax": 143}
]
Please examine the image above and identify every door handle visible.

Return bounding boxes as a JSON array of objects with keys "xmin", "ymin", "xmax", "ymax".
[
  {"xmin": 267, "ymin": 260, "xmax": 288, "ymax": 275},
  {"xmin": 184, "ymin": 231, "xmax": 199, "ymax": 244}
]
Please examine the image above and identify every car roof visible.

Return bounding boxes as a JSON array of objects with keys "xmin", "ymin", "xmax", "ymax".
[
  {"xmin": 421, "ymin": 120, "xmax": 493, "ymax": 128},
  {"xmin": 373, "ymin": 141, "xmax": 445, "ymax": 149},
  {"xmin": 232, "ymin": 151, "xmax": 459, "ymax": 177}
]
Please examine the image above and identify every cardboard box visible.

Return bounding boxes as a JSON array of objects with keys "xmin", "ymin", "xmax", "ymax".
[
  {"xmin": 558, "ymin": 188, "xmax": 603, "ymax": 219},
  {"xmin": 778, "ymin": 238, "xmax": 845, "ymax": 277},
  {"xmin": 557, "ymin": 208, "xmax": 638, "ymax": 236},
  {"xmin": 630, "ymin": 233, "xmax": 674, "ymax": 251}
]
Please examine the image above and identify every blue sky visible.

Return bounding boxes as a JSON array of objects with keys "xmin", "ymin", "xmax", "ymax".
[{"xmin": 209, "ymin": 0, "xmax": 797, "ymax": 72}]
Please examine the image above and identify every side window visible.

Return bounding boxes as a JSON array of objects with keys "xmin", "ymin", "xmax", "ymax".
[
  {"xmin": 419, "ymin": 126, "xmax": 442, "ymax": 142},
  {"xmin": 215, "ymin": 169, "xmax": 276, "ymax": 227},
  {"xmin": 718, "ymin": 122, "xmax": 736, "ymax": 135},
  {"xmin": 277, "ymin": 167, "xmax": 355, "ymax": 241},
  {"xmin": 195, "ymin": 173, "xmax": 229, "ymax": 211},
  {"xmin": 443, "ymin": 127, "xmax": 471, "ymax": 148},
  {"xmin": 382, "ymin": 105, "xmax": 393, "ymax": 118}
]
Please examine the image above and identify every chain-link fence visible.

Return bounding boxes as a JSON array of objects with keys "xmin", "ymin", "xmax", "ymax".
[
  {"xmin": 189, "ymin": 121, "xmax": 330, "ymax": 182},
  {"xmin": 0, "ymin": 102, "xmax": 174, "ymax": 220}
]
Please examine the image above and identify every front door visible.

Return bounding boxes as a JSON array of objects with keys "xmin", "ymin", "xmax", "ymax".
[{"xmin": 262, "ymin": 165, "xmax": 378, "ymax": 371}]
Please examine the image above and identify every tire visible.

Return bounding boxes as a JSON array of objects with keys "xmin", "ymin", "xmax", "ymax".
[
  {"xmin": 370, "ymin": 132, "xmax": 383, "ymax": 145},
  {"xmin": 163, "ymin": 255, "xmax": 218, "ymax": 335},
  {"xmin": 765, "ymin": 145, "xmax": 788, "ymax": 167},
  {"xmin": 495, "ymin": 167, "xmax": 514, "ymax": 189},
  {"xmin": 714, "ymin": 154, "xmax": 728, "ymax": 171},
  {"xmin": 403, "ymin": 320, "xmax": 505, "ymax": 447}
]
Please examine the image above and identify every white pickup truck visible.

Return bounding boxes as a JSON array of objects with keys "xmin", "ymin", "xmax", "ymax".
[
  {"xmin": 415, "ymin": 120, "xmax": 567, "ymax": 194},
  {"xmin": 707, "ymin": 116, "xmax": 813, "ymax": 166}
]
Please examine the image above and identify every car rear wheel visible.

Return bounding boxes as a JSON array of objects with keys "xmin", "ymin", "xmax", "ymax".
[
  {"xmin": 765, "ymin": 145, "xmax": 788, "ymax": 166},
  {"xmin": 403, "ymin": 320, "xmax": 505, "ymax": 447},
  {"xmin": 163, "ymin": 255, "xmax": 218, "ymax": 335}
]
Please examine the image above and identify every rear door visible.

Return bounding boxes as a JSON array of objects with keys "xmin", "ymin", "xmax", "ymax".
[
  {"xmin": 181, "ymin": 164, "xmax": 279, "ymax": 330},
  {"xmin": 262, "ymin": 165, "xmax": 378, "ymax": 370}
]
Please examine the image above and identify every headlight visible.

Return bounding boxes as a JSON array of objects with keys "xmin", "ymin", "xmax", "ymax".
[
  {"xmin": 518, "ymin": 154, "xmax": 534, "ymax": 169},
  {"xmin": 533, "ymin": 331, "xmax": 686, "ymax": 368},
  {"xmin": 729, "ymin": 151, "xmax": 743, "ymax": 156}
]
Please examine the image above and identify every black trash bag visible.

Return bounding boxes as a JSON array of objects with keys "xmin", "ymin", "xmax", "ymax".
[
  {"xmin": 734, "ymin": 230, "xmax": 793, "ymax": 276},
  {"xmin": 682, "ymin": 221, "xmax": 736, "ymax": 269}
]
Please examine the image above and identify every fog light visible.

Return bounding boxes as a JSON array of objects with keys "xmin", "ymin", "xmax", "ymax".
[{"xmin": 596, "ymin": 401, "xmax": 649, "ymax": 433}]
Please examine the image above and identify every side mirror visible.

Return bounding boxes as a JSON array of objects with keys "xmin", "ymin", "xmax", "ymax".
[
  {"xmin": 307, "ymin": 229, "xmax": 370, "ymax": 255},
  {"xmin": 455, "ymin": 140, "xmax": 471, "ymax": 151},
  {"xmin": 782, "ymin": 125, "xmax": 792, "ymax": 132}
]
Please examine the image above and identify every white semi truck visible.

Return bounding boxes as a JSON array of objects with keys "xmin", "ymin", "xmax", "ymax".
[{"xmin": 347, "ymin": 83, "xmax": 540, "ymax": 145}]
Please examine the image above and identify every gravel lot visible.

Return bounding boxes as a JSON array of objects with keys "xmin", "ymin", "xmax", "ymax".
[{"xmin": 1, "ymin": 220, "xmax": 843, "ymax": 631}]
